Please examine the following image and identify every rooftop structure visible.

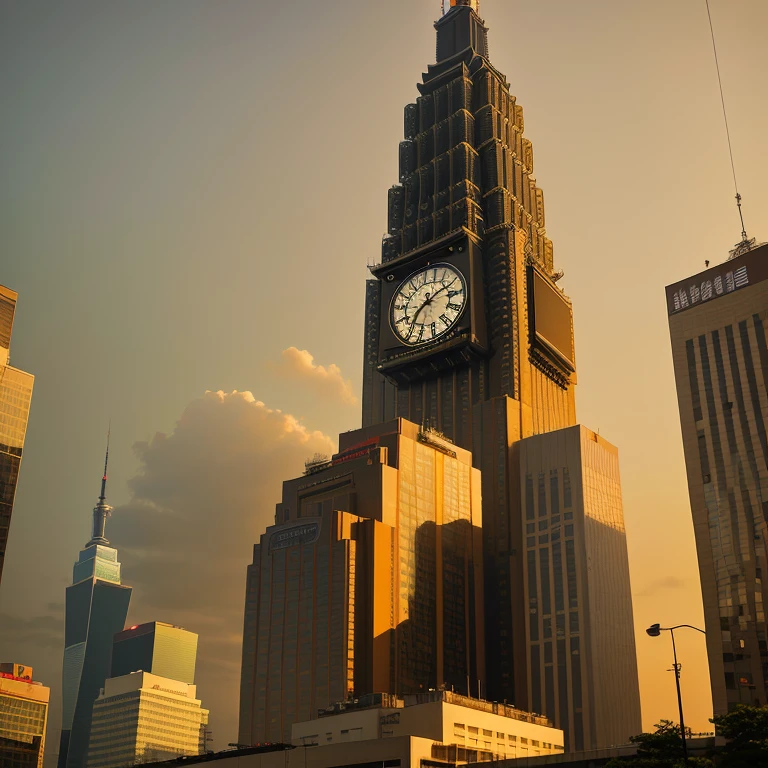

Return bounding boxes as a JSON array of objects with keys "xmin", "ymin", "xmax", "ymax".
[{"xmin": 292, "ymin": 690, "xmax": 564, "ymax": 762}]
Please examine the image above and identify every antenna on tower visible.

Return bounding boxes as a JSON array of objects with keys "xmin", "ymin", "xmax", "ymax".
[
  {"xmin": 100, "ymin": 421, "xmax": 111, "ymax": 502},
  {"xmin": 704, "ymin": 0, "xmax": 755, "ymax": 258}
]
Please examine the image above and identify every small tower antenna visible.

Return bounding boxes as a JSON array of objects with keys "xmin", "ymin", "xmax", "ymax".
[
  {"xmin": 90, "ymin": 423, "xmax": 113, "ymax": 545},
  {"xmin": 100, "ymin": 421, "xmax": 110, "ymax": 502}
]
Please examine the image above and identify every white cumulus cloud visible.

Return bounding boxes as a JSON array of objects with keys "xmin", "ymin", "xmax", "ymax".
[
  {"xmin": 109, "ymin": 390, "xmax": 335, "ymax": 747},
  {"xmin": 272, "ymin": 347, "xmax": 358, "ymax": 406}
]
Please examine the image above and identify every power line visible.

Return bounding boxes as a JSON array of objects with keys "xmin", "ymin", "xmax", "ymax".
[{"xmin": 704, "ymin": 0, "xmax": 748, "ymax": 243}]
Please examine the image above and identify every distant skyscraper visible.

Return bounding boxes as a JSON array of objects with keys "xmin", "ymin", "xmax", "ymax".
[
  {"xmin": 667, "ymin": 242, "xmax": 768, "ymax": 714},
  {"xmin": 0, "ymin": 663, "xmax": 50, "ymax": 768},
  {"xmin": 239, "ymin": 419, "xmax": 484, "ymax": 745},
  {"xmin": 0, "ymin": 284, "xmax": 34, "ymax": 586},
  {"xmin": 86, "ymin": 671, "xmax": 208, "ymax": 768},
  {"xmin": 517, "ymin": 426, "xmax": 641, "ymax": 750},
  {"xmin": 111, "ymin": 622, "xmax": 198, "ymax": 685},
  {"xmin": 58, "ymin": 443, "xmax": 132, "ymax": 768}
]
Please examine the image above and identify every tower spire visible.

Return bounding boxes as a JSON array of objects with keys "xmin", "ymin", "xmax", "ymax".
[{"xmin": 90, "ymin": 425, "xmax": 113, "ymax": 545}]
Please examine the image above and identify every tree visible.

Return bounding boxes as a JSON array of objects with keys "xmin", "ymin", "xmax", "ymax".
[
  {"xmin": 712, "ymin": 704, "xmax": 768, "ymax": 768},
  {"xmin": 604, "ymin": 720, "xmax": 714, "ymax": 767}
]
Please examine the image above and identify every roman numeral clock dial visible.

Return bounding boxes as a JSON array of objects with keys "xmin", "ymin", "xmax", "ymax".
[{"xmin": 390, "ymin": 264, "xmax": 467, "ymax": 346}]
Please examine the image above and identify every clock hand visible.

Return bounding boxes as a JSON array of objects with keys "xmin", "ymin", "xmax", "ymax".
[{"xmin": 428, "ymin": 278, "xmax": 458, "ymax": 303}]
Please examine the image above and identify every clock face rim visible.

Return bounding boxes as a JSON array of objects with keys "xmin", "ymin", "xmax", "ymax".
[{"xmin": 389, "ymin": 262, "xmax": 468, "ymax": 348}]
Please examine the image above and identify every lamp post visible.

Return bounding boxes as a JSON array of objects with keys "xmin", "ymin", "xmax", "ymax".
[{"xmin": 646, "ymin": 623, "xmax": 706, "ymax": 766}]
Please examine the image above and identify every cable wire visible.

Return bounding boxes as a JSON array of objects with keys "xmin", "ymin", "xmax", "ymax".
[{"xmin": 704, "ymin": 0, "xmax": 748, "ymax": 240}]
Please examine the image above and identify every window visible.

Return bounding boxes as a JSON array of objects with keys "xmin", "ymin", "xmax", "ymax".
[
  {"xmin": 454, "ymin": 723, "xmax": 465, "ymax": 730},
  {"xmin": 468, "ymin": 726, "xmax": 478, "ymax": 734},
  {"xmin": 483, "ymin": 729, "xmax": 492, "ymax": 737}
]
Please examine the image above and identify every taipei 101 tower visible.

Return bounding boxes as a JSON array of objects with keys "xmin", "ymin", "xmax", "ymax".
[
  {"xmin": 240, "ymin": 0, "xmax": 641, "ymax": 753},
  {"xmin": 58, "ymin": 440, "xmax": 132, "ymax": 768}
]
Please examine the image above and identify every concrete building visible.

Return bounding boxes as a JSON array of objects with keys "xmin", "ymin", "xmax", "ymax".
[
  {"xmin": 517, "ymin": 426, "xmax": 641, "ymax": 750},
  {"xmin": 667, "ymin": 241, "xmax": 768, "ymax": 714},
  {"xmin": 111, "ymin": 622, "xmax": 198, "ymax": 685},
  {"xmin": 239, "ymin": 419, "xmax": 484, "ymax": 744},
  {"xmin": 0, "ymin": 284, "xmax": 34, "ymax": 587},
  {"xmin": 292, "ymin": 691, "xmax": 564, "ymax": 761},
  {"xmin": 0, "ymin": 664, "xmax": 49, "ymax": 768},
  {"xmin": 86, "ymin": 671, "xmax": 208, "ymax": 767},
  {"xmin": 58, "ymin": 444, "xmax": 132, "ymax": 768}
]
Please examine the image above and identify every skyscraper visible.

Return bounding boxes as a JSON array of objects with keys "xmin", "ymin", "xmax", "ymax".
[
  {"xmin": 240, "ymin": 0, "xmax": 640, "ymax": 751},
  {"xmin": 517, "ymin": 426, "xmax": 640, "ymax": 750},
  {"xmin": 0, "ymin": 663, "xmax": 49, "ymax": 768},
  {"xmin": 58, "ymin": 443, "xmax": 132, "ymax": 768},
  {"xmin": 667, "ymin": 241, "xmax": 768, "ymax": 714},
  {"xmin": 239, "ymin": 419, "xmax": 484, "ymax": 744},
  {"xmin": 111, "ymin": 622, "xmax": 198, "ymax": 685},
  {"xmin": 0, "ymin": 284, "xmax": 34, "ymax": 587},
  {"xmin": 360, "ymin": 0, "xmax": 639, "ymax": 748}
]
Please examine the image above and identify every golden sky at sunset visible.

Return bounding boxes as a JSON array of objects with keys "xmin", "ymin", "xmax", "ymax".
[{"xmin": 1, "ymin": 1, "xmax": 766, "ymax": 760}]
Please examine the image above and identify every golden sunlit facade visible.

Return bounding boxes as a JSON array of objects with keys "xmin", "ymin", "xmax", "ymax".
[
  {"xmin": 0, "ymin": 285, "xmax": 34, "ymax": 587},
  {"xmin": 239, "ymin": 419, "xmax": 484, "ymax": 745}
]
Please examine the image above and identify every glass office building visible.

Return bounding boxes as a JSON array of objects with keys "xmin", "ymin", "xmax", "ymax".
[
  {"xmin": 239, "ymin": 419, "xmax": 485, "ymax": 745},
  {"xmin": 668, "ymin": 242, "xmax": 768, "ymax": 713},
  {"xmin": 58, "ymin": 455, "xmax": 132, "ymax": 768},
  {"xmin": 0, "ymin": 664, "xmax": 50, "ymax": 768},
  {"xmin": 111, "ymin": 622, "xmax": 198, "ymax": 685},
  {"xmin": 0, "ymin": 284, "xmax": 34, "ymax": 586}
]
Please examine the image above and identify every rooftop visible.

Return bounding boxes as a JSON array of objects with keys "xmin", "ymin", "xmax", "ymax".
[{"xmin": 317, "ymin": 691, "xmax": 553, "ymax": 728}]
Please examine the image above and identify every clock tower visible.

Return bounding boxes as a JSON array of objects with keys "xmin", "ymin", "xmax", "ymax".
[{"xmin": 362, "ymin": 1, "xmax": 578, "ymax": 706}]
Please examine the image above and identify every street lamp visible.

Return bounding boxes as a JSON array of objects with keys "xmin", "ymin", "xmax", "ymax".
[{"xmin": 646, "ymin": 623, "xmax": 706, "ymax": 766}]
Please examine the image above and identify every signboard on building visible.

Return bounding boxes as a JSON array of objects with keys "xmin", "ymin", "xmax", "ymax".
[
  {"xmin": 665, "ymin": 245, "xmax": 768, "ymax": 316},
  {"xmin": 268, "ymin": 520, "xmax": 321, "ymax": 552}
]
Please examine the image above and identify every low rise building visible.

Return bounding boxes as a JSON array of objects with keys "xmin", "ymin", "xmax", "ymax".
[
  {"xmin": 86, "ymin": 671, "xmax": 208, "ymax": 767},
  {"xmin": 292, "ymin": 691, "xmax": 564, "ymax": 762},
  {"xmin": 0, "ymin": 663, "xmax": 50, "ymax": 768}
]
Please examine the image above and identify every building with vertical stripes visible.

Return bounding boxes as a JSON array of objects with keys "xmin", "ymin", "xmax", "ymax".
[
  {"xmin": 667, "ymin": 241, "xmax": 768, "ymax": 714},
  {"xmin": 517, "ymin": 426, "xmax": 640, "ymax": 750},
  {"xmin": 239, "ymin": 419, "xmax": 484, "ymax": 745}
]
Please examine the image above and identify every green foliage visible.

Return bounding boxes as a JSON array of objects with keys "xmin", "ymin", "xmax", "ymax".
[
  {"xmin": 712, "ymin": 704, "xmax": 768, "ymax": 767},
  {"xmin": 604, "ymin": 720, "xmax": 714, "ymax": 768}
]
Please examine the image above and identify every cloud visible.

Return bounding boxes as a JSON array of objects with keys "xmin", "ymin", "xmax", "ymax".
[
  {"xmin": 109, "ymin": 390, "xmax": 335, "ymax": 749},
  {"xmin": 0, "ymin": 613, "xmax": 64, "ymax": 650},
  {"xmin": 271, "ymin": 347, "xmax": 357, "ymax": 406},
  {"xmin": 634, "ymin": 576, "xmax": 686, "ymax": 598}
]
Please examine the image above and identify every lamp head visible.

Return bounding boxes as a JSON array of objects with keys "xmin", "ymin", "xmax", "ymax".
[{"xmin": 646, "ymin": 623, "xmax": 662, "ymax": 637}]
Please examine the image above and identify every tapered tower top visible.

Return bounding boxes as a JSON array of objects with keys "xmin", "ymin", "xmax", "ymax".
[
  {"xmin": 436, "ymin": 0, "xmax": 488, "ymax": 62},
  {"xmin": 88, "ymin": 430, "xmax": 112, "ymax": 546}
]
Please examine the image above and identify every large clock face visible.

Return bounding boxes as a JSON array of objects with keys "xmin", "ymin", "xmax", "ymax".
[{"xmin": 390, "ymin": 264, "xmax": 467, "ymax": 346}]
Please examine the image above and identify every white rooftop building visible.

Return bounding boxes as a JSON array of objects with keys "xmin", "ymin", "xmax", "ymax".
[
  {"xmin": 86, "ymin": 671, "xmax": 208, "ymax": 768},
  {"xmin": 291, "ymin": 691, "xmax": 565, "ymax": 764}
]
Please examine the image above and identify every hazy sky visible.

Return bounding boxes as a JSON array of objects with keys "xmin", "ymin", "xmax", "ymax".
[{"xmin": 1, "ymin": 0, "xmax": 766, "ymax": 762}]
